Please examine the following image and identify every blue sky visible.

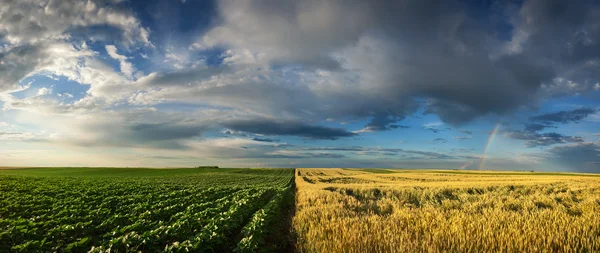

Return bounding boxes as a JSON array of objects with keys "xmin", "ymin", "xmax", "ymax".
[{"xmin": 1, "ymin": 0, "xmax": 599, "ymax": 172}]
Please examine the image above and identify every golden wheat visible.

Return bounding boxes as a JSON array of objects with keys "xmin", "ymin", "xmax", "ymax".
[{"xmin": 293, "ymin": 169, "xmax": 600, "ymax": 253}]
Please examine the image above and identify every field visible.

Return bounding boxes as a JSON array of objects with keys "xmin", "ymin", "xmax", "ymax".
[
  {"xmin": 3, "ymin": 167, "xmax": 600, "ymax": 253},
  {"xmin": 0, "ymin": 167, "xmax": 295, "ymax": 252},
  {"xmin": 293, "ymin": 169, "xmax": 600, "ymax": 252}
]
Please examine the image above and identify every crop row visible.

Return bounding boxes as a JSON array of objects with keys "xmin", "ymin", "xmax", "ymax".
[{"xmin": 0, "ymin": 168, "xmax": 295, "ymax": 252}]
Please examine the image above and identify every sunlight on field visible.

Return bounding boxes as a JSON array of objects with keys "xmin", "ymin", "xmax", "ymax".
[{"xmin": 293, "ymin": 168, "xmax": 600, "ymax": 253}]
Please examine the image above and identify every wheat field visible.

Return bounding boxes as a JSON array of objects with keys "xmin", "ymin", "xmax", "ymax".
[{"xmin": 292, "ymin": 168, "xmax": 600, "ymax": 253}]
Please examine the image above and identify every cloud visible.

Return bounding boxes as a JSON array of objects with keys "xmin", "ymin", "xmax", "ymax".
[
  {"xmin": 459, "ymin": 130, "xmax": 472, "ymax": 135},
  {"xmin": 29, "ymin": 109, "xmax": 213, "ymax": 150},
  {"xmin": 503, "ymin": 130, "xmax": 584, "ymax": 148},
  {"xmin": 254, "ymin": 152, "xmax": 345, "ymax": 159},
  {"xmin": 65, "ymin": 121, "xmax": 206, "ymax": 150},
  {"xmin": 36, "ymin": 87, "xmax": 52, "ymax": 96},
  {"xmin": 0, "ymin": 0, "xmax": 150, "ymax": 99},
  {"xmin": 516, "ymin": 108, "xmax": 599, "ymax": 133},
  {"xmin": 4, "ymin": 1, "xmax": 600, "ymax": 121},
  {"xmin": 400, "ymin": 150, "xmax": 455, "ymax": 160},
  {"xmin": 0, "ymin": 41, "xmax": 130, "ymax": 105},
  {"xmin": 0, "ymin": 132, "xmax": 35, "ymax": 141},
  {"xmin": 105, "ymin": 45, "xmax": 135, "ymax": 78},
  {"xmin": 503, "ymin": 107, "xmax": 599, "ymax": 148},
  {"xmin": 184, "ymin": 0, "xmax": 576, "ymax": 127},
  {"xmin": 252, "ymin": 137, "xmax": 278, "ymax": 143},
  {"xmin": 358, "ymin": 112, "xmax": 407, "ymax": 132},
  {"xmin": 453, "ymin": 136, "xmax": 472, "ymax": 141},
  {"xmin": 2, "ymin": 0, "xmax": 600, "ymax": 171},
  {"xmin": 454, "ymin": 129, "xmax": 473, "ymax": 140},
  {"xmin": 423, "ymin": 122, "xmax": 444, "ymax": 133},
  {"xmin": 194, "ymin": 0, "xmax": 373, "ymax": 68},
  {"xmin": 222, "ymin": 118, "xmax": 357, "ymax": 140},
  {"xmin": 303, "ymin": 147, "xmax": 371, "ymax": 152},
  {"xmin": 451, "ymin": 148, "xmax": 476, "ymax": 153},
  {"xmin": 530, "ymin": 107, "xmax": 598, "ymax": 124},
  {"xmin": 513, "ymin": 0, "xmax": 600, "ymax": 97},
  {"xmin": 41, "ymin": 0, "xmax": 593, "ymax": 132},
  {"xmin": 0, "ymin": 0, "xmax": 150, "ymax": 45},
  {"xmin": 433, "ymin": 138, "xmax": 448, "ymax": 143},
  {"xmin": 304, "ymin": 146, "xmax": 456, "ymax": 159},
  {"xmin": 545, "ymin": 142, "xmax": 600, "ymax": 173},
  {"xmin": 0, "ymin": 44, "xmax": 49, "ymax": 94},
  {"xmin": 182, "ymin": 138, "xmax": 345, "ymax": 160},
  {"xmin": 524, "ymin": 123, "xmax": 551, "ymax": 132}
]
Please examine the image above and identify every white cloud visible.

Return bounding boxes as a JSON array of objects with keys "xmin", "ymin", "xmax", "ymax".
[
  {"xmin": 0, "ymin": 0, "xmax": 151, "ymax": 46},
  {"xmin": 0, "ymin": 132, "xmax": 35, "ymax": 141},
  {"xmin": 36, "ymin": 87, "xmax": 52, "ymax": 96},
  {"xmin": 0, "ymin": 122, "xmax": 36, "ymax": 141},
  {"xmin": 105, "ymin": 45, "xmax": 136, "ymax": 78}
]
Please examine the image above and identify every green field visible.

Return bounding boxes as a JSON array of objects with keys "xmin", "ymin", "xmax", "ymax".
[{"xmin": 0, "ymin": 168, "xmax": 295, "ymax": 252}]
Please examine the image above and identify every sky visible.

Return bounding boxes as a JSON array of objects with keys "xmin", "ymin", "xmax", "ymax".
[{"xmin": 1, "ymin": 0, "xmax": 599, "ymax": 172}]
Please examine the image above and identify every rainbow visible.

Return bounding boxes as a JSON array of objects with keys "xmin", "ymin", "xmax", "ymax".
[{"xmin": 479, "ymin": 123, "xmax": 501, "ymax": 170}]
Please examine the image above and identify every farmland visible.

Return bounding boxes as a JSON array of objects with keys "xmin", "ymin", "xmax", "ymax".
[
  {"xmin": 3, "ymin": 167, "xmax": 600, "ymax": 253},
  {"xmin": 293, "ymin": 169, "xmax": 600, "ymax": 253},
  {"xmin": 0, "ymin": 167, "xmax": 294, "ymax": 252}
]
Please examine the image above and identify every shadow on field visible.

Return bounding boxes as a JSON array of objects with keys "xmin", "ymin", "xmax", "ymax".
[{"xmin": 265, "ymin": 171, "xmax": 297, "ymax": 252}]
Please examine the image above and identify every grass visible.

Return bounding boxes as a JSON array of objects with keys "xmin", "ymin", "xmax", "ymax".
[{"xmin": 293, "ymin": 168, "xmax": 600, "ymax": 252}]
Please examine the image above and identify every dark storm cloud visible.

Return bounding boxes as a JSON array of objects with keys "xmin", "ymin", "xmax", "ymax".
[
  {"xmin": 545, "ymin": 142, "xmax": 600, "ymax": 173},
  {"xmin": 191, "ymin": 0, "xmax": 600, "ymax": 127},
  {"xmin": 516, "ymin": 0, "xmax": 600, "ymax": 95},
  {"xmin": 222, "ymin": 118, "xmax": 357, "ymax": 140},
  {"xmin": 503, "ymin": 130, "xmax": 584, "ymax": 148}
]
